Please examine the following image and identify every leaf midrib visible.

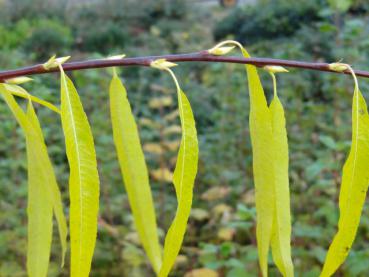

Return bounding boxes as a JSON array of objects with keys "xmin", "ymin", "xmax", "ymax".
[{"xmin": 62, "ymin": 74, "xmax": 84, "ymax": 275}]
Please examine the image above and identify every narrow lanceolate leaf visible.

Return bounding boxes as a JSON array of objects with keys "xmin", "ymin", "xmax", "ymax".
[
  {"xmin": 320, "ymin": 88, "xmax": 369, "ymax": 277},
  {"xmin": 1, "ymin": 86, "xmax": 67, "ymax": 265},
  {"xmin": 26, "ymin": 140, "xmax": 53, "ymax": 277},
  {"xmin": 1, "ymin": 91, "xmax": 52, "ymax": 277},
  {"xmin": 26, "ymin": 100, "xmax": 68, "ymax": 268},
  {"xmin": 109, "ymin": 72, "xmax": 162, "ymax": 274},
  {"xmin": 241, "ymin": 48, "xmax": 275, "ymax": 277},
  {"xmin": 159, "ymin": 89, "xmax": 199, "ymax": 277},
  {"xmin": 1, "ymin": 83, "xmax": 60, "ymax": 113},
  {"xmin": 59, "ymin": 70, "xmax": 100, "ymax": 277},
  {"xmin": 0, "ymin": 87, "xmax": 67, "ymax": 276},
  {"xmin": 269, "ymin": 94, "xmax": 294, "ymax": 277}
]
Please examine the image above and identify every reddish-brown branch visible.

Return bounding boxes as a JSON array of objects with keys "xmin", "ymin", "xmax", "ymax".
[{"xmin": 0, "ymin": 50, "xmax": 368, "ymax": 81}]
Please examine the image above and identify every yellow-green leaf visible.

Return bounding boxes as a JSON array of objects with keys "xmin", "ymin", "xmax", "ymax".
[
  {"xmin": 159, "ymin": 89, "xmax": 199, "ymax": 277},
  {"xmin": 320, "ymin": 88, "xmax": 369, "ymax": 277},
  {"xmin": 210, "ymin": 41, "xmax": 294, "ymax": 276},
  {"xmin": 269, "ymin": 94, "xmax": 294, "ymax": 277},
  {"xmin": 26, "ymin": 143, "xmax": 53, "ymax": 277},
  {"xmin": 242, "ymin": 48, "xmax": 275, "ymax": 277},
  {"xmin": 59, "ymin": 70, "xmax": 100, "ymax": 277},
  {"xmin": 2, "ymin": 83, "xmax": 60, "ymax": 113},
  {"xmin": 0, "ymin": 87, "xmax": 67, "ymax": 276},
  {"xmin": 109, "ymin": 72, "xmax": 162, "ymax": 274},
  {"xmin": 1, "ymin": 91, "xmax": 53, "ymax": 277},
  {"xmin": 26, "ymin": 99, "xmax": 68, "ymax": 267}
]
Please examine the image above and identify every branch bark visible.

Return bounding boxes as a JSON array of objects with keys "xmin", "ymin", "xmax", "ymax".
[{"xmin": 0, "ymin": 50, "xmax": 368, "ymax": 81}]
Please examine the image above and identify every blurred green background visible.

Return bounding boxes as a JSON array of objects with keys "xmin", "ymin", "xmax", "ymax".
[{"xmin": 1, "ymin": 0, "xmax": 369, "ymax": 276}]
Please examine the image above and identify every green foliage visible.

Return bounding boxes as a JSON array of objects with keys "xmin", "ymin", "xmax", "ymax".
[
  {"xmin": 22, "ymin": 20, "xmax": 72, "ymax": 60},
  {"xmin": 214, "ymin": 0, "xmax": 322, "ymax": 44},
  {"xmin": 0, "ymin": 20, "xmax": 31, "ymax": 50},
  {"xmin": 79, "ymin": 22, "xmax": 128, "ymax": 54}
]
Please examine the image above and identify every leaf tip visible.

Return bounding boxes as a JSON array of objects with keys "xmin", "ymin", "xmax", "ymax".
[
  {"xmin": 43, "ymin": 55, "xmax": 71, "ymax": 70},
  {"xmin": 150, "ymin": 59, "xmax": 178, "ymax": 70},
  {"xmin": 5, "ymin": 76, "xmax": 33, "ymax": 85},
  {"xmin": 328, "ymin": 62, "xmax": 349, "ymax": 72},
  {"xmin": 263, "ymin": 65, "xmax": 289, "ymax": 73},
  {"xmin": 208, "ymin": 45, "xmax": 235, "ymax": 56}
]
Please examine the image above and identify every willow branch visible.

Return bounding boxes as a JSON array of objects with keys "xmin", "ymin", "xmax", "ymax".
[{"xmin": 1, "ymin": 50, "xmax": 369, "ymax": 81}]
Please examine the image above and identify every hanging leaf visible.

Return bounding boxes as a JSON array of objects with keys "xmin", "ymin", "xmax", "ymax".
[
  {"xmin": 320, "ymin": 77, "xmax": 369, "ymax": 276},
  {"xmin": 208, "ymin": 40, "xmax": 294, "ymax": 276},
  {"xmin": 1, "ymin": 91, "xmax": 53, "ymax": 277},
  {"xmin": 59, "ymin": 68, "xmax": 100, "ymax": 277},
  {"xmin": 159, "ymin": 89, "xmax": 198, "ymax": 277},
  {"xmin": 109, "ymin": 72, "xmax": 162, "ymax": 274},
  {"xmin": 25, "ymin": 99, "xmax": 68, "ymax": 267},
  {"xmin": 269, "ymin": 78, "xmax": 294, "ymax": 277},
  {"xmin": 1, "ymin": 83, "xmax": 60, "ymax": 113},
  {"xmin": 0, "ymin": 86, "xmax": 67, "ymax": 276},
  {"xmin": 241, "ymin": 47, "xmax": 275, "ymax": 277},
  {"xmin": 150, "ymin": 60, "xmax": 199, "ymax": 277}
]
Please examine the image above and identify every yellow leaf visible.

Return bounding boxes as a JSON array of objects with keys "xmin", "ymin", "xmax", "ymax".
[
  {"xmin": 149, "ymin": 96, "xmax": 173, "ymax": 109},
  {"xmin": 242, "ymin": 189, "xmax": 255, "ymax": 204},
  {"xmin": 0, "ymin": 88, "xmax": 67, "ymax": 276},
  {"xmin": 190, "ymin": 208, "xmax": 210, "ymax": 221},
  {"xmin": 320, "ymin": 86, "xmax": 369, "ymax": 276},
  {"xmin": 263, "ymin": 66, "xmax": 289, "ymax": 73},
  {"xmin": 59, "ymin": 68, "xmax": 100, "ymax": 277},
  {"xmin": 269, "ymin": 93, "xmax": 294, "ymax": 277},
  {"xmin": 143, "ymin": 143, "xmax": 165, "ymax": 155},
  {"xmin": 212, "ymin": 204, "xmax": 232, "ymax": 217},
  {"xmin": 208, "ymin": 45, "xmax": 235, "ymax": 56},
  {"xmin": 150, "ymin": 168, "xmax": 173, "ymax": 183},
  {"xmin": 26, "ymin": 144, "xmax": 53, "ymax": 277},
  {"xmin": 1, "ymin": 83, "xmax": 60, "ymax": 113},
  {"xmin": 109, "ymin": 72, "xmax": 162, "ymax": 274},
  {"xmin": 159, "ymin": 86, "xmax": 199, "ymax": 276},
  {"xmin": 5, "ymin": 76, "xmax": 33, "ymax": 84},
  {"xmin": 200, "ymin": 186, "xmax": 231, "ymax": 201},
  {"xmin": 242, "ymin": 47, "xmax": 275, "ymax": 277},
  {"xmin": 163, "ymin": 125, "xmax": 182, "ymax": 135},
  {"xmin": 124, "ymin": 232, "xmax": 142, "ymax": 245},
  {"xmin": 163, "ymin": 109, "xmax": 179, "ymax": 121},
  {"xmin": 150, "ymin": 83, "xmax": 172, "ymax": 94},
  {"xmin": 217, "ymin": 228, "xmax": 235, "ymax": 241},
  {"xmin": 209, "ymin": 40, "xmax": 294, "ymax": 276},
  {"xmin": 139, "ymin": 118, "xmax": 161, "ymax": 128},
  {"xmin": 174, "ymin": 254, "xmax": 188, "ymax": 268},
  {"xmin": 150, "ymin": 59, "xmax": 178, "ymax": 70},
  {"xmin": 163, "ymin": 140, "xmax": 181, "ymax": 151},
  {"xmin": 26, "ymin": 102, "xmax": 68, "ymax": 268},
  {"xmin": 43, "ymin": 55, "xmax": 70, "ymax": 70},
  {"xmin": 184, "ymin": 268, "xmax": 219, "ymax": 277}
]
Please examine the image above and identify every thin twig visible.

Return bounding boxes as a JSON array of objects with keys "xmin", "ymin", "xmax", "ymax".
[{"xmin": 0, "ymin": 50, "xmax": 368, "ymax": 81}]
